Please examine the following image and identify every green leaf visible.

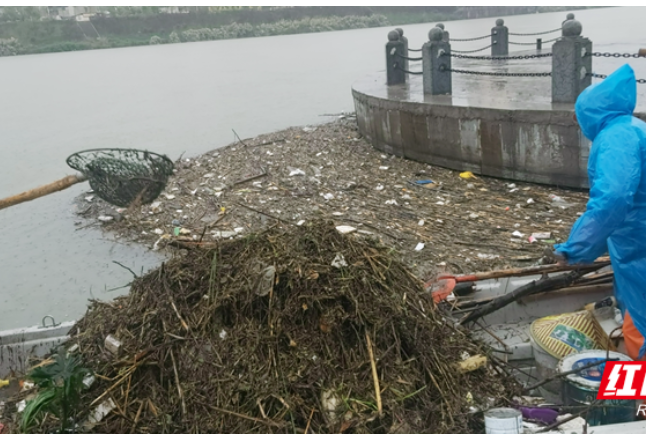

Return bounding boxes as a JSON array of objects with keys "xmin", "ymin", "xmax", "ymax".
[
  {"xmin": 20, "ymin": 387, "xmax": 58, "ymax": 432},
  {"xmin": 23, "ymin": 350, "xmax": 91, "ymax": 433}
]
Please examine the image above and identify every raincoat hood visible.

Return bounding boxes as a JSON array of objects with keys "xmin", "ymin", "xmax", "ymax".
[{"xmin": 575, "ymin": 64, "xmax": 637, "ymax": 141}]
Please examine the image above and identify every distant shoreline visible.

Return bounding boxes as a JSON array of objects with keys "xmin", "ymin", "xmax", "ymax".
[{"xmin": 0, "ymin": 6, "xmax": 597, "ymax": 57}]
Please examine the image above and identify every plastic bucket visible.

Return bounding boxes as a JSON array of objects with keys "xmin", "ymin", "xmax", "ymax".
[
  {"xmin": 530, "ymin": 335, "xmax": 562, "ymax": 400},
  {"xmin": 558, "ymin": 350, "xmax": 637, "ymax": 426},
  {"xmin": 484, "ymin": 408, "xmax": 523, "ymax": 434}
]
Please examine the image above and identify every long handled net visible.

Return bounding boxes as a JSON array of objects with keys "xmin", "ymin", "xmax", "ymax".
[{"xmin": 66, "ymin": 148, "xmax": 174, "ymax": 207}]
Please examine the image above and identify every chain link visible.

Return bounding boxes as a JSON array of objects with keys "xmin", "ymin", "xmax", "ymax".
[
  {"xmin": 394, "ymin": 66, "xmax": 423, "ymax": 75},
  {"xmin": 452, "ymin": 44, "xmax": 493, "ymax": 54},
  {"xmin": 509, "ymin": 27, "xmax": 562, "ymax": 36},
  {"xmin": 588, "ymin": 72, "xmax": 607, "ymax": 79},
  {"xmin": 442, "ymin": 66, "xmax": 550, "ymax": 77},
  {"xmin": 451, "ymin": 34, "xmax": 492, "ymax": 42},
  {"xmin": 590, "ymin": 52, "xmax": 644, "ymax": 58},
  {"xmin": 588, "ymin": 72, "xmax": 646, "ymax": 84},
  {"xmin": 408, "ymin": 48, "xmax": 422, "ymax": 52},
  {"xmin": 396, "ymin": 53, "xmax": 423, "ymax": 62},
  {"xmin": 509, "ymin": 37, "xmax": 560, "ymax": 46},
  {"xmin": 446, "ymin": 52, "xmax": 553, "ymax": 60}
]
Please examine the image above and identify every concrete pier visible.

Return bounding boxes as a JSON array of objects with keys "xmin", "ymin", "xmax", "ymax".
[{"xmin": 352, "ymin": 57, "xmax": 646, "ymax": 189}]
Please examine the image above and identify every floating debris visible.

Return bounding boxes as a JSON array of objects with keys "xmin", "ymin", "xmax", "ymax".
[{"xmin": 75, "ymin": 118, "xmax": 589, "ymax": 278}]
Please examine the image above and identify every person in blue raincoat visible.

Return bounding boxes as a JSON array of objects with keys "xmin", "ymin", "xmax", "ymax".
[{"xmin": 551, "ymin": 64, "xmax": 646, "ymax": 360}]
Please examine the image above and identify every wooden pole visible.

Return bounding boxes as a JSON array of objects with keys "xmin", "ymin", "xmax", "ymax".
[
  {"xmin": 436, "ymin": 257, "xmax": 610, "ymax": 283},
  {"xmin": 459, "ymin": 266, "xmax": 602, "ymax": 325},
  {"xmin": 0, "ymin": 174, "xmax": 87, "ymax": 211}
]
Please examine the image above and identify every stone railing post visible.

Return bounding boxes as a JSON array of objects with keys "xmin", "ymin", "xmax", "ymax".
[
  {"xmin": 395, "ymin": 28, "xmax": 409, "ymax": 72},
  {"xmin": 537, "ymin": 38, "xmax": 542, "ymax": 50},
  {"xmin": 435, "ymin": 23, "xmax": 449, "ymax": 42},
  {"xmin": 562, "ymin": 12, "xmax": 575, "ymax": 28},
  {"xmin": 551, "ymin": 19, "xmax": 592, "ymax": 103},
  {"xmin": 491, "ymin": 19, "xmax": 509, "ymax": 56},
  {"xmin": 423, "ymin": 27, "xmax": 451, "ymax": 95},
  {"xmin": 386, "ymin": 30, "xmax": 406, "ymax": 86}
]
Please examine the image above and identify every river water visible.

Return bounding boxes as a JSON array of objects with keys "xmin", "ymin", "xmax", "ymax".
[{"xmin": 1, "ymin": 7, "xmax": 644, "ymax": 330}]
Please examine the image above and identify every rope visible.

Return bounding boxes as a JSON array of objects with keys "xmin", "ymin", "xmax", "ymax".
[
  {"xmin": 509, "ymin": 27, "xmax": 561, "ymax": 36},
  {"xmin": 451, "ymin": 34, "xmax": 492, "ymax": 42},
  {"xmin": 452, "ymin": 44, "xmax": 493, "ymax": 54}
]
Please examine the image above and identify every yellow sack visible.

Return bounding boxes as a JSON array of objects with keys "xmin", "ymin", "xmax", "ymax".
[
  {"xmin": 459, "ymin": 171, "xmax": 477, "ymax": 179},
  {"xmin": 530, "ymin": 310, "xmax": 614, "ymax": 360}
]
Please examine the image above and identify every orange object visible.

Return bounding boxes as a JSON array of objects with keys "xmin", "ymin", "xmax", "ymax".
[
  {"xmin": 623, "ymin": 311, "xmax": 646, "ymax": 417},
  {"xmin": 623, "ymin": 311, "xmax": 646, "ymax": 360},
  {"xmin": 427, "ymin": 278, "xmax": 457, "ymax": 303}
]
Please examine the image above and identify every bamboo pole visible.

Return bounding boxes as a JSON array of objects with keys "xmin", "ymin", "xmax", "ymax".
[{"xmin": 0, "ymin": 174, "xmax": 87, "ymax": 211}]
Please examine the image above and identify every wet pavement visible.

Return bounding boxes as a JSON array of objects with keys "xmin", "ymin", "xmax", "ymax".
[{"xmin": 354, "ymin": 48, "xmax": 646, "ymax": 112}]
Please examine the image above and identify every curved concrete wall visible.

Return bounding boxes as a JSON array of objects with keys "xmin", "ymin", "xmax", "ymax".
[{"xmin": 352, "ymin": 87, "xmax": 646, "ymax": 189}]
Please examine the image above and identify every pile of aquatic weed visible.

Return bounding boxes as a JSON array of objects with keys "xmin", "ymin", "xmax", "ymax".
[{"xmin": 67, "ymin": 221, "xmax": 518, "ymax": 433}]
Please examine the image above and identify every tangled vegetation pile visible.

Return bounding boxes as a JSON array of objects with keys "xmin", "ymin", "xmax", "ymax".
[{"xmin": 66, "ymin": 221, "xmax": 518, "ymax": 433}]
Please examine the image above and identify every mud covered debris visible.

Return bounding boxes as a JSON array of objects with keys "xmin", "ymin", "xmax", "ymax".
[{"xmin": 63, "ymin": 221, "xmax": 519, "ymax": 434}]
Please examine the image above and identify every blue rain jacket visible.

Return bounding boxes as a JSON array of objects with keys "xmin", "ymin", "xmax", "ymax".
[{"xmin": 554, "ymin": 64, "xmax": 646, "ymax": 357}]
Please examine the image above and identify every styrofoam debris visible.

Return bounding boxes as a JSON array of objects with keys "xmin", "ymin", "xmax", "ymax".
[
  {"xmin": 335, "ymin": 225, "xmax": 357, "ymax": 234},
  {"xmin": 98, "ymin": 215, "xmax": 113, "ymax": 222},
  {"xmin": 105, "ymin": 334, "xmax": 122, "ymax": 355},
  {"xmin": 331, "ymin": 253, "xmax": 348, "ymax": 268},
  {"xmin": 86, "ymin": 398, "xmax": 116, "ymax": 425},
  {"xmin": 414, "ymin": 242, "xmax": 425, "ymax": 251}
]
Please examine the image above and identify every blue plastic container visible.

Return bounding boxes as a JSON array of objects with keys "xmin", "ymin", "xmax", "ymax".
[{"xmin": 558, "ymin": 350, "xmax": 637, "ymax": 426}]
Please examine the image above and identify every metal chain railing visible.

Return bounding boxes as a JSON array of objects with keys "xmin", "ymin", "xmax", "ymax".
[
  {"xmin": 445, "ymin": 52, "xmax": 553, "ymax": 60},
  {"xmin": 590, "ymin": 52, "xmax": 645, "ymax": 59},
  {"xmin": 440, "ymin": 66, "xmax": 551, "ymax": 77},
  {"xmin": 395, "ymin": 65, "xmax": 424, "ymax": 75},
  {"xmin": 452, "ymin": 44, "xmax": 493, "ymax": 54},
  {"xmin": 451, "ymin": 34, "xmax": 492, "ymax": 42},
  {"xmin": 408, "ymin": 48, "xmax": 422, "ymax": 52},
  {"xmin": 588, "ymin": 72, "xmax": 646, "ymax": 84},
  {"xmin": 509, "ymin": 37, "xmax": 560, "ymax": 46},
  {"xmin": 588, "ymin": 73, "xmax": 606, "ymax": 78},
  {"xmin": 509, "ymin": 27, "xmax": 562, "ymax": 36},
  {"xmin": 396, "ymin": 53, "xmax": 423, "ymax": 62}
]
